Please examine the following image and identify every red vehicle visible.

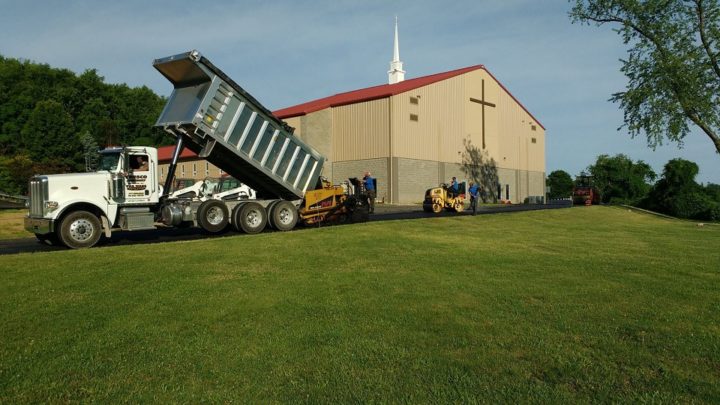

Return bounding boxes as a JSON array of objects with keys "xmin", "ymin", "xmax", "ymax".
[{"xmin": 572, "ymin": 174, "xmax": 601, "ymax": 206}]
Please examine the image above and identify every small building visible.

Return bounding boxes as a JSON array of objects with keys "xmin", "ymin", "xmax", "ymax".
[{"xmin": 157, "ymin": 147, "xmax": 225, "ymax": 185}]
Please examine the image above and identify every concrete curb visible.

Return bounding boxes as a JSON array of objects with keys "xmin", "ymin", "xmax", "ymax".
[
  {"xmin": 617, "ymin": 204, "xmax": 678, "ymax": 220},
  {"xmin": 617, "ymin": 204, "xmax": 719, "ymax": 226}
]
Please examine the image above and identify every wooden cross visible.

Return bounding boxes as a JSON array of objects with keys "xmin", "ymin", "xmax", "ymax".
[{"xmin": 469, "ymin": 79, "xmax": 496, "ymax": 149}]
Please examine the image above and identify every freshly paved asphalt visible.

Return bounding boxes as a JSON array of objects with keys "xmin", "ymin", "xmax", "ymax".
[{"xmin": 0, "ymin": 202, "xmax": 571, "ymax": 255}]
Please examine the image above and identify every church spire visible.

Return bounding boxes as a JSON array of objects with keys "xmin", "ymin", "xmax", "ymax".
[{"xmin": 388, "ymin": 16, "xmax": 405, "ymax": 84}]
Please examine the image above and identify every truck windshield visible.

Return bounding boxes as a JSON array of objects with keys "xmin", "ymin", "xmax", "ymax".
[{"xmin": 98, "ymin": 152, "xmax": 121, "ymax": 171}]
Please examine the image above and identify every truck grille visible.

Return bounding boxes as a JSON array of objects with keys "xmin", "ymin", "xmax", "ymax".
[{"xmin": 28, "ymin": 176, "xmax": 49, "ymax": 217}]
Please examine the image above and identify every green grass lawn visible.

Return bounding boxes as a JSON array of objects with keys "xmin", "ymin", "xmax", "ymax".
[
  {"xmin": 0, "ymin": 209, "xmax": 31, "ymax": 240},
  {"xmin": 0, "ymin": 207, "xmax": 718, "ymax": 402}
]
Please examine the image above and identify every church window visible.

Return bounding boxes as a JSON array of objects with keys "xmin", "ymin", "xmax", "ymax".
[
  {"xmin": 531, "ymin": 138, "xmax": 537, "ymax": 144},
  {"xmin": 410, "ymin": 114, "xmax": 419, "ymax": 122},
  {"xmin": 410, "ymin": 96, "xmax": 419, "ymax": 105}
]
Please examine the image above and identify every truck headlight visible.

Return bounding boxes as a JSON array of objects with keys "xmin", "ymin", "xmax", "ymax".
[{"xmin": 44, "ymin": 201, "xmax": 59, "ymax": 213}]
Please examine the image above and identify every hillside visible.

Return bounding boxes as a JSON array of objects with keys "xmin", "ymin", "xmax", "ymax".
[{"xmin": 0, "ymin": 207, "xmax": 718, "ymax": 402}]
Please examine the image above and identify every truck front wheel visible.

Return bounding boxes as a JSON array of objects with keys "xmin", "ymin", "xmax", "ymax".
[{"xmin": 58, "ymin": 210, "xmax": 102, "ymax": 249}]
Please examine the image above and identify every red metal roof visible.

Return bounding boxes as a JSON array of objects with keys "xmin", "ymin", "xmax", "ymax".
[
  {"xmin": 157, "ymin": 145, "xmax": 198, "ymax": 162},
  {"xmin": 273, "ymin": 65, "xmax": 545, "ymax": 130},
  {"xmin": 157, "ymin": 65, "xmax": 544, "ymax": 162}
]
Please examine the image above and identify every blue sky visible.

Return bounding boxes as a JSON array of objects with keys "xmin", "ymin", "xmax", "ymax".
[{"xmin": 1, "ymin": 0, "xmax": 717, "ymax": 183}]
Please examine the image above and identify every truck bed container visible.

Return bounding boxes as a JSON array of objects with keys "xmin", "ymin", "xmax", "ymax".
[{"xmin": 153, "ymin": 50, "xmax": 324, "ymax": 200}]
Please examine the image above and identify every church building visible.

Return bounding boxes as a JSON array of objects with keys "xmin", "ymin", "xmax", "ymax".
[
  {"xmin": 273, "ymin": 19, "xmax": 545, "ymax": 204},
  {"xmin": 159, "ymin": 19, "xmax": 545, "ymax": 204}
]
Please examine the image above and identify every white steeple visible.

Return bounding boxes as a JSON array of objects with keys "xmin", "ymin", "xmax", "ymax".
[{"xmin": 388, "ymin": 16, "xmax": 405, "ymax": 84}]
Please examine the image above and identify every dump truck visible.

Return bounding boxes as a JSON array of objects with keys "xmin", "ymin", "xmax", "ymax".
[{"xmin": 24, "ymin": 50, "xmax": 370, "ymax": 248}]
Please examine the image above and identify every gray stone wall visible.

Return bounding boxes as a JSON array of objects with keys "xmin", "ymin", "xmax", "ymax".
[
  {"xmin": 528, "ymin": 170, "xmax": 547, "ymax": 199},
  {"xmin": 395, "ymin": 158, "xmax": 440, "ymax": 203},
  {"xmin": 496, "ymin": 167, "xmax": 517, "ymax": 201},
  {"xmin": 495, "ymin": 167, "xmax": 546, "ymax": 202},
  {"xmin": 162, "ymin": 154, "xmax": 546, "ymax": 205},
  {"xmin": 333, "ymin": 158, "xmax": 389, "ymax": 202},
  {"xmin": 441, "ymin": 162, "xmax": 465, "ymax": 185},
  {"xmin": 332, "ymin": 157, "xmax": 544, "ymax": 204}
]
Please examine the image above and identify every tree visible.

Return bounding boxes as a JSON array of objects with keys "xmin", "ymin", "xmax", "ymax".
[
  {"xmin": 21, "ymin": 100, "xmax": 82, "ymax": 171},
  {"xmin": 0, "ymin": 55, "xmax": 168, "ymax": 193},
  {"xmin": 642, "ymin": 158, "xmax": 719, "ymax": 219},
  {"xmin": 704, "ymin": 182, "xmax": 720, "ymax": 201},
  {"xmin": 80, "ymin": 131, "xmax": 99, "ymax": 172},
  {"xmin": 460, "ymin": 139, "xmax": 500, "ymax": 202},
  {"xmin": 0, "ymin": 154, "xmax": 34, "ymax": 195},
  {"xmin": 547, "ymin": 170, "xmax": 574, "ymax": 198},
  {"xmin": 570, "ymin": 0, "xmax": 720, "ymax": 154},
  {"xmin": 98, "ymin": 118, "xmax": 121, "ymax": 147},
  {"xmin": 587, "ymin": 154, "xmax": 656, "ymax": 203}
]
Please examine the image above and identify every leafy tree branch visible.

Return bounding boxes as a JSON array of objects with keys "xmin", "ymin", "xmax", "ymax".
[{"xmin": 570, "ymin": 0, "xmax": 720, "ymax": 154}]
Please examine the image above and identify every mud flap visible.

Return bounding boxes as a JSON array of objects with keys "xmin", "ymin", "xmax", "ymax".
[{"xmin": 101, "ymin": 215, "xmax": 112, "ymax": 238}]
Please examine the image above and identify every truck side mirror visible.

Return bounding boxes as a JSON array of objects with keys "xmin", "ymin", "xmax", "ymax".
[{"xmin": 122, "ymin": 155, "xmax": 130, "ymax": 174}]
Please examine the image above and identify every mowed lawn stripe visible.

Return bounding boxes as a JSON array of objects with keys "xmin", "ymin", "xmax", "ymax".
[{"xmin": 0, "ymin": 207, "xmax": 718, "ymax": 402}]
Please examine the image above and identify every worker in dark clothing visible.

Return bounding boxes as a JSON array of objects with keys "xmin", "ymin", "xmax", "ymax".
[
  {"xmin": 448, "ymin": 176, "xmax": 459, "ymax": 198},
  {"xmin": 469, "ymin": 182, "xmax": 479, "ymax": 215},
  {"xmin": 134, "ymin": 155, "xmax": 149, "ymax": 171},
  {"xmin": 363, "ymin": 171, "xmax": 376, "ymax": 214}
]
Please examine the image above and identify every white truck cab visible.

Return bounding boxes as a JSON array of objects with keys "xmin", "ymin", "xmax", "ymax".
[{"xmin": 25, "ymin": 146, "xmax": 161, "ymax": 248}]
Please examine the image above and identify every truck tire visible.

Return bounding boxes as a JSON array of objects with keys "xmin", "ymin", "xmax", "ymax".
[
  {"xmin": 265, "ymin": 200, "xmax": 281, "ymax": 229},
  {"xmin": 270, "ymin": 201, "xmax": 298, "ymax": 231},
  {"xmin": 197, "ymin": 200, "xmax": 229, "ymax": 233},
  {"xmin": 58, "ymin": 210, "xmax": 102, "ymax": 249},
  {"xmin": 232, "ymin": 202, "xmax": 267, "ymax": 234},
  {"xmin": 230, "ymin": 203, "xmax": 245, "ymax": 232}
]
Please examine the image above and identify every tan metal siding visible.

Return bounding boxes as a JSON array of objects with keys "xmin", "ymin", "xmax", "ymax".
[
  {"xmin": 282, "ymin": 117, "xmax": 303, "ymax": 136},
  {"xmin": 391, "ymin": 76, "xmax": 466, "ymax": 162},
  {"xmin": 496, "ymin": 77, "xmax": 546, "ymax": 174},
  {"xmin": 332, "ymin": 98, "xmax": 389, "ymax": 161},
  {"xmin": 463, "ymin": 70, "xmax": 501, "ymax": 159}
]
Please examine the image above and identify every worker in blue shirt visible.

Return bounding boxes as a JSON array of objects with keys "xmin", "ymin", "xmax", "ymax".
[
  {"xmin": 468, "ymin": 181, "xmax": 480, "ymax": 215},
  {"xmin": 363, "ymin": 171, "xmax": 376, "ymax": 213}
]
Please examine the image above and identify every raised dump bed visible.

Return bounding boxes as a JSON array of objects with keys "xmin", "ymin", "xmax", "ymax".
[{"xmin": 154, "ymin": 50, "xmax": 324, "ymax": 200}]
